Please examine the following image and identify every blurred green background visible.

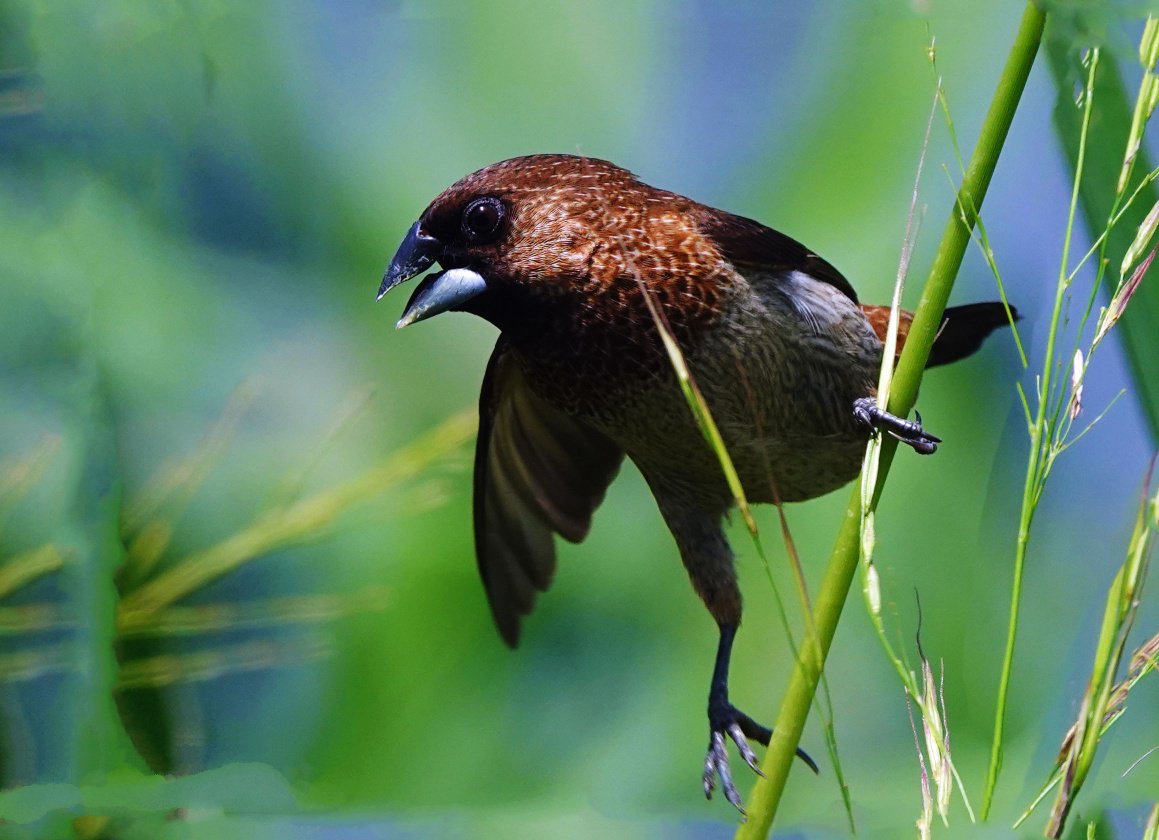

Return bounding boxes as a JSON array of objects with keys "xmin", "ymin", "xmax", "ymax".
[{"xmin": 0, "ymin": 1, "xmax": 1156, "ymax": 838}]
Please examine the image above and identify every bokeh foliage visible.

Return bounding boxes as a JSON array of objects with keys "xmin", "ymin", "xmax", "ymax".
[{"xmin": 0, "ymin": 2, "xmax": 1156, "ymax": 838}]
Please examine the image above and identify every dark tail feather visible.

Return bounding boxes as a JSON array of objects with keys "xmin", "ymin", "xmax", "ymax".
[{"xmin": 926, "ymin": 302, "xmax": 1020, "ymax": 368}]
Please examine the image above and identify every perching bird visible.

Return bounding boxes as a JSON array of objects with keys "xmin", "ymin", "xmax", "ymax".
[{"xmin": 377, "ymin": 154, "xmax": 1015, "ymax": 812}]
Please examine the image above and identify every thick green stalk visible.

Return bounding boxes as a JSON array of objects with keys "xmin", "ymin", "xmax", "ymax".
[{"xmin": 735, "ymin": 5, "xmax": 1046, "ymax": 837}]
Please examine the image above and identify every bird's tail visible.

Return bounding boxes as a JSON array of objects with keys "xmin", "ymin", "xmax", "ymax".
[
  {"xmin": 861, "ymin": 301, "xmax": 1020, "ymax": 368},
  {"xmin": 927, "ymin": 302, "xmax": 1020, "ymax": 367}
]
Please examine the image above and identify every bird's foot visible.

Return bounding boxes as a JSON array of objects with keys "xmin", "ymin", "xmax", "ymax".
[
  {"xmin": 702, "ymin": 702, "xmax": 818, "ymax": 816},
  {"xmin": 852, "ymin": 397, "xmax": 941, "ymax": 455}
]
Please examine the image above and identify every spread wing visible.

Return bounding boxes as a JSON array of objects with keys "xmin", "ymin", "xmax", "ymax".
[
  {"xmin": 696, "ymin": 207, "xmax": 859, "ymax": 304},
  {"xmin": 474, "ymin": 338, "xmax": 623, "ymax": 647}
]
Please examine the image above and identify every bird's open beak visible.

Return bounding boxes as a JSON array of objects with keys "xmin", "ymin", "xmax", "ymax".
[{"xmin": 378, "ymin": 221, "xmax": 489, "ymax": 329}]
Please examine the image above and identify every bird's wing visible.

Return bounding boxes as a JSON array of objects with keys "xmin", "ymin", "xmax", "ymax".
[
  {"xmin": 696, "ymin": 207, "xmax": 860, "ymax": 304},
  {"xmin": 474, "ymin": 338, "xmax": 624, "ymax": 647}
]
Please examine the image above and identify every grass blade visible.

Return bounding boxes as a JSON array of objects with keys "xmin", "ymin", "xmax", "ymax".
[{"xmin": 982, "ymin": 45, "xmax": 1104, "ymax": 817}]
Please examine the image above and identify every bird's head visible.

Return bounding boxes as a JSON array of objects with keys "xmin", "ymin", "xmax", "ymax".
[{"xmin": 377, "ymin": 154, "xmax": 725, "ymax": 335}]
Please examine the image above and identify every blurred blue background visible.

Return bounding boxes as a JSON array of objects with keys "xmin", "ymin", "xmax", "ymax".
[{"xmin": 0, "ymin": 2, "xmax": 1156, "ymax": 838}]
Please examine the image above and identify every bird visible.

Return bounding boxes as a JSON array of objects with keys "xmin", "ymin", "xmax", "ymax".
[{"xmin": 376, "ymin": 154, "xmax": 1015, "ymax": 813}]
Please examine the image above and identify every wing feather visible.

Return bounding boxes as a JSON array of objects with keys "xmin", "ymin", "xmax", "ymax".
[
  {"xmin": 474, "ymin": 338, "xmax": 623, "ymax": 647},
  {"xmin": 696, "ymin": 207, "xmax": 859, "ymax": 304}
]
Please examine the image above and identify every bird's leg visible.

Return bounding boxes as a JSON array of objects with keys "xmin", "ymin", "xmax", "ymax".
[
  {"xmin": 703, "ymin": 623, "xmax": 819, "ymax": 815},
  {"xmin": 648, "ymin": 499, "xmax": 818, "ymax": 814},
  {"xmin": 852, "ymin": 396, "xmax": 941, "ymax": 455}
]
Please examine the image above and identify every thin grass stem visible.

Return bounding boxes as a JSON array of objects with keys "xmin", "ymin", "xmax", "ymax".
[{"xmin": 981, "ymin": 44, "xmax": 1102, "ymax": 820}]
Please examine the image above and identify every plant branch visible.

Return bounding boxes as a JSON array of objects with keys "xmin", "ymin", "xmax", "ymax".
[{"xmin": 734, "ymin": 5, "xmax": 1046, "ymax": 836}]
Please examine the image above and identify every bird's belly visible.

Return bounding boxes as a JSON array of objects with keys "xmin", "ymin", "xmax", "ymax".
[
  {"xmin": 585, "ymin": 297, "xmax": 882, "ymax": 509},
  {"xmin": 728, "ymin": 433, "xmax": 867, "ymax": 503},
  {"xmin": 591, "ymin": 358, "xmax": 874, "ymax": 510},
  {"xmin": 615, "ymin": 399, "xmax": 869, "ymax": 509}
]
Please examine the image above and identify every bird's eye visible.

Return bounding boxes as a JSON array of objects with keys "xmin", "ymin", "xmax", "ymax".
[{"xmin": 462, "ymin": 197, "xmax": 505, "ymax": 242}]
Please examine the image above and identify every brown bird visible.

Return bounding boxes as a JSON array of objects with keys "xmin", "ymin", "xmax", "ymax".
[{"xmin": 377, "ymin": 154, "xmax": 1014, "ymax": 812}]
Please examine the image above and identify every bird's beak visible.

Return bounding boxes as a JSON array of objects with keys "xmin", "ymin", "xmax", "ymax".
[
  {"xmin": 395, "ymin": 268, "xmax": 488, "ymax": 329},
  {"xmin": 377, "ymin": 220, "xmax": 443, "ymax": 300},
  {"xmin": 379, "ymin": 220, "xmax": 489, "ymax": 329}
]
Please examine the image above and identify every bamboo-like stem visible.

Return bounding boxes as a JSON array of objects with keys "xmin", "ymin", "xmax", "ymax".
[{"xmin": 734, "ymin": 5, "xmax": 1046, "ymax": 837}]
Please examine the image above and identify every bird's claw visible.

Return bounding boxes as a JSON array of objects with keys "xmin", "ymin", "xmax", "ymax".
[
  {"xmin": 729, "ymin": 722, "xmax": 763, "ymax": 775},
  {"xmin": 852, "ymin": 396, "xmax": 941, "ymax": 455},
  {"xmin": 703, "ymin": 704, "xmax": 777, "ymax": 816},
  {"xmin": 703, "ymin": 729, "xmax": 746, "ymax": 816}
]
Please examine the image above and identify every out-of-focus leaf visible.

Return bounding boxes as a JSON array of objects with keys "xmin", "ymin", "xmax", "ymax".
[
  {"xmin": 0, "ymin": 221, "xmax": 142, "ymax": 785},
  {"xmin": 1144, "ymin": 803, "xmax": 1159, "ymax": 840}
]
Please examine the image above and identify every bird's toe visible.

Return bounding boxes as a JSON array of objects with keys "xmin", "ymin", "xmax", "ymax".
[
  {"xmin": 852, "ymin": 397, "xmax": 941, "ymax": 455},
  {"xmin": 727, "ymin": 722, "xmax": 764, "ymax": 775},
  {"xmin": 703, "ymin": 703, "xmax": 768, "ymax": 815}
]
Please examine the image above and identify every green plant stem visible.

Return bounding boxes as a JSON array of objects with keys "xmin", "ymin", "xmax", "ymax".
[
  {"xmin": 734, "ymin": 5, "xmax": 1046, "ymax": 837},
  {"xmin": 1047, "ymin": 39, "xmax": 1159, "ymax": 440},
  {"xmin": 983, "ymin": 46, "xmax": 1099, "ymax": 819},
  {"xmin": 1043, "ymin": 466, "xmax": 1155, "ymax": 837}
]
